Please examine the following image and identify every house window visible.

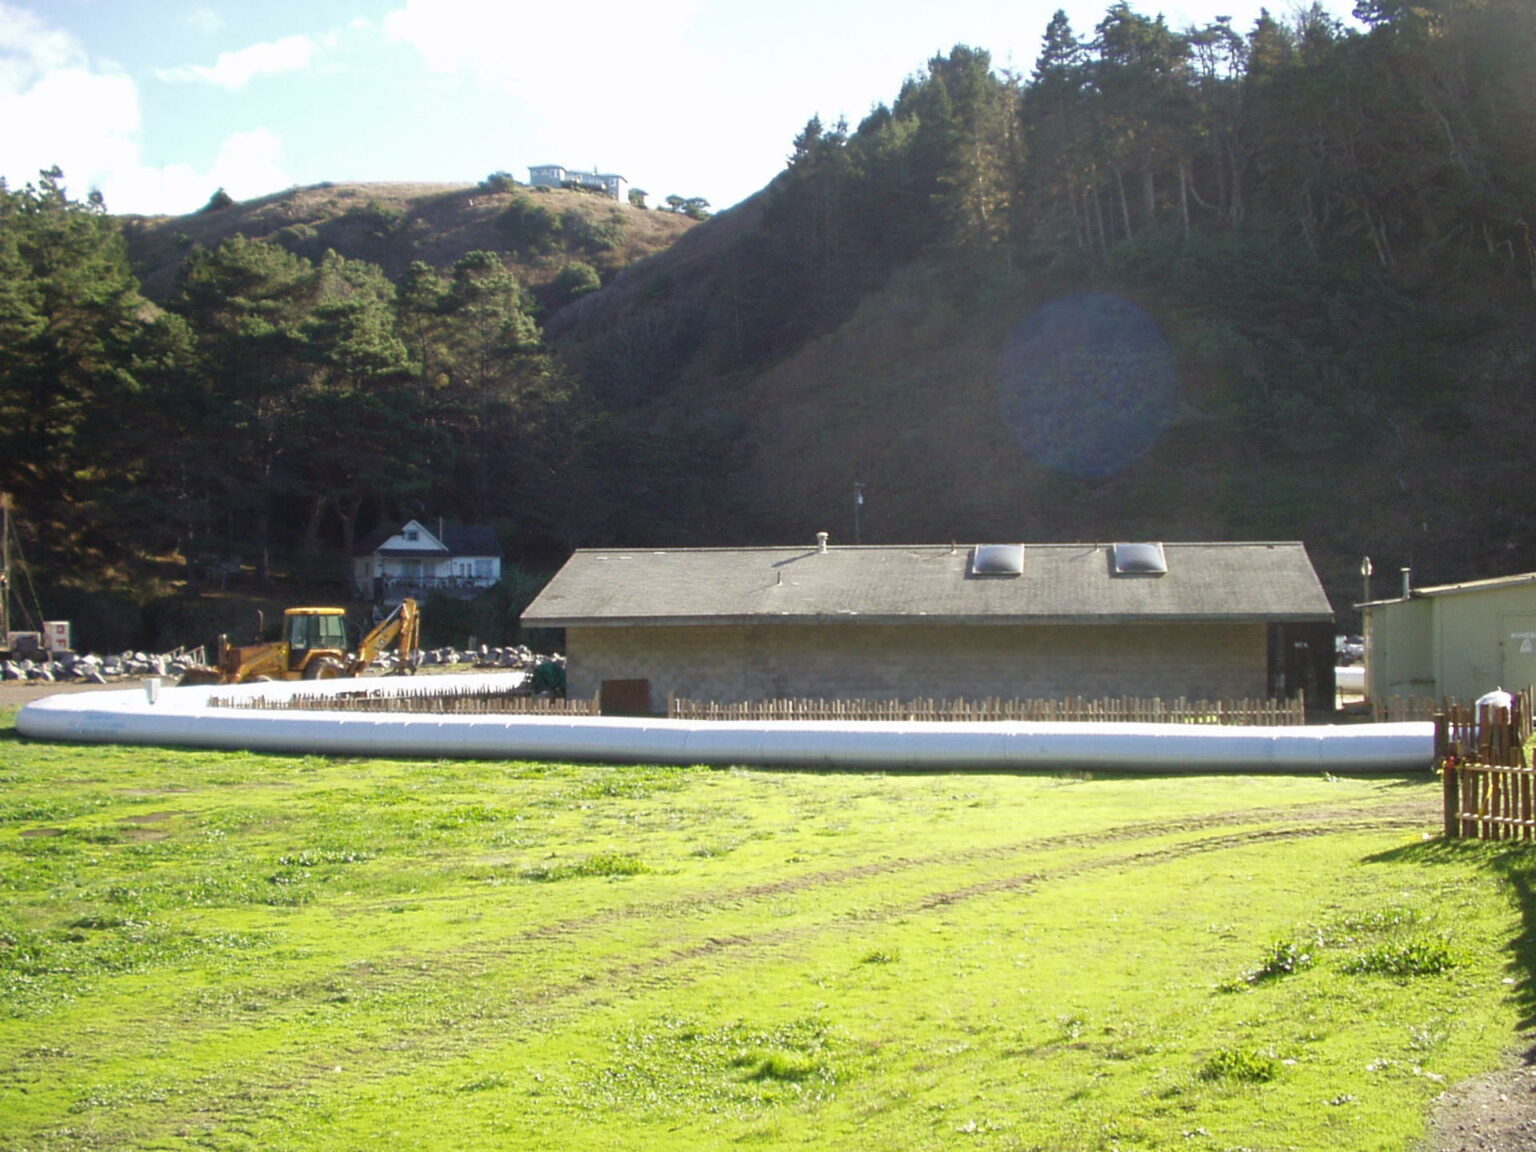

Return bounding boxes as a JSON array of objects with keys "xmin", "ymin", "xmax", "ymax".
[{"xmin": 404, "ymin": 529, "xmax": 419, "ymax": 542}]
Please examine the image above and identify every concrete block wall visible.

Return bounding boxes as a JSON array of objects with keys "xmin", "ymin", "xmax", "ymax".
[{"xmin": 565, "ymin": 622, "xmax": 1269, "ymax": 706}]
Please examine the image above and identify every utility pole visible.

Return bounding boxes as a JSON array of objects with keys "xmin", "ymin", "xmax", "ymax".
[
  {"xmin": 0, "ymin": 493, "xmax": 11, "ymax": 644},
  {"xmin": 853, "ymin": 482, "xmax": 865, "ymax": 545}
]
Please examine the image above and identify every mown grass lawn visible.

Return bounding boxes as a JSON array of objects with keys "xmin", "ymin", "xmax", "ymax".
[{"xmin": 1, "ymin": 703, "xmax": 1533, "ymax": 1152}]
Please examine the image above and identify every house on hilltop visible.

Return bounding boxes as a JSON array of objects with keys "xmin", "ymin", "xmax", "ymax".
[
  {"xmin": 521, "ymin": 537, "xmax": 1335, "ymax": 712},
  {"xmin": 528, "ymin": 165, "xmax": 629, "ymax": 203},
  {"xmin": 352, "ymin": 519, "xmax": 501, "ymax": 604}
]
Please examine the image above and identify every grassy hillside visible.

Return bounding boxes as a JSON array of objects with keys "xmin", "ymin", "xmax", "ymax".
[{"xmin": 121, "ymin": 179, "xmax": 696, "ymax": 308}]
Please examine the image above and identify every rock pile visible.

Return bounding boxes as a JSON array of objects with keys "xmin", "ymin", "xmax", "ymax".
[
  {"xmin": 1, "ymin": 650, "xmax": 198, "ymax": 683},
  {"xmin": 416, "ymin": 644, "xmax": 553, "ymax": 671},
  {"xmin": 3, "ymin": 646, "xmax": 564, "ymax": 683}
]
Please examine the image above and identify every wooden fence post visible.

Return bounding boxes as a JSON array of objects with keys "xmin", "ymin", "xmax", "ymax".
[{"xmin": 1435, "ymin": 713, "xmax": 1460, "ymax": 840}]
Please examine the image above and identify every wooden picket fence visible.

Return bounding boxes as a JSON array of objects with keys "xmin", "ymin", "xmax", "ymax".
[
  {"xmin": 1436, "ymin": 689, "xmax": 1535, "ymax": 840},
  {"xmin": 210, "ymin": 684, "xmax": 1309, "ymax": 728},
  {"xmin": 209, "ymin": 685, "xmax": 598, "ymax": 715},
  {"xmin": 668, "ymin": 694, "xmax": 1307, "ymax": 726},
  {"xmin": 1371, "ymin": 695, "xmax": 1444, "ymax": 723}
]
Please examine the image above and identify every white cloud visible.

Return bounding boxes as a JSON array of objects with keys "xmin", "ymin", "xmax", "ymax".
[
  {"xmin": 183, "ymin": 6, "xmax": 225, "ymax": 37},
  {"xmin": 388, "ymin": 1, "xmax": 651, "ymax": 82},
  {"xmin": 0, "ymin": 5, "xmax": 290, "ymax": 215},
  {"xmin": 382, "ymin": 0, "xmax": 710, "ymax": 113},
  {"xmin": 0, "ymin": 2, "xmax": 78, "ymax": 75},
  {"xmin": 157, "ymin": 33, "xmax": 325, "ymax": 90},
  {"xmin": 109, "ymin": 128, "xmax": 290, "ymax": 216},
  {"xmin": 204, "ymin": 127, "xmax": 289, "ymax": 199},
  {"xmin": 0, "ymin": 3, "xmax": 142, "ymax": 198},
  {"xmin": 8, "ymin": 64, "xmax": 141, "ymax": 172},
  {"xmin": 381, "ymin": 0, "xmax": 739, "ymax": 200}
]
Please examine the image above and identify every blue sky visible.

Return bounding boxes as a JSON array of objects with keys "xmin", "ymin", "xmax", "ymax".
[{"xmin": 2, "ymin": 0, "xmax": 1344, "ymax": 217}]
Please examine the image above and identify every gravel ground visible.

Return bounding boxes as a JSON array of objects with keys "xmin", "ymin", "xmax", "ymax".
[
  {"xmin": 1421, "ymin": 1047, "xmax": 1536, "ymax": 1152},
  {"xmin": 0, "ymin": 680, "xmax": 139, "ymax": 707}
]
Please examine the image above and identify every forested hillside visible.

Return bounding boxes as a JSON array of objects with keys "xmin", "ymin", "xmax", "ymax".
[
  {"xmin": 2, "ymin": 0, "xmax": 1534, "ymax": 645},
  {"xmin": 550, "ymin": 0, "xmax": 1536, "ymax": 611},
  {"xmin": 0, "ymin": 176, "xmax": 693, "ymax": 621}
]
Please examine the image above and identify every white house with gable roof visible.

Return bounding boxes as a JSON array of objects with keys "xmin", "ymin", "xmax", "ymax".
[{"xmin": 352, "ymin": 519, "xmax": 502, "ymax": 604}]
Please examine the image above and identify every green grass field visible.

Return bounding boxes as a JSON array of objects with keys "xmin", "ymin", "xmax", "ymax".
[{"xmin": 1, "ymin": 704, "xmax": 1533, "ymax": 1151}]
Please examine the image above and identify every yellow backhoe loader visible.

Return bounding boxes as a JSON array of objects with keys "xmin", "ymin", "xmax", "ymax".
[{"xmin": 185, "ymin": 598, "xmax": 420, "ymax": 684}]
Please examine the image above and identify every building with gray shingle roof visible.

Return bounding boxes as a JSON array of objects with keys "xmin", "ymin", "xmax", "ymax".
[{"xmin": 522, "ymin": 538, "xmax": 1335, "ymax": 712}]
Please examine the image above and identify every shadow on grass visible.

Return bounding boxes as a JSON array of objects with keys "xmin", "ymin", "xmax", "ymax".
[{"xmin": 1366, "ymin": 837, "xmax": 1536, "ymax": 1037}]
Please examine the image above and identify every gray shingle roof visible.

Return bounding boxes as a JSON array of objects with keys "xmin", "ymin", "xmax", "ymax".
[
  {"xmin": 354, "ymin": 522, "xmax": 501, "ymax": 559},
  {"xmin": 522, "ymin": 541, "xmax": 1333, "ymax": 627}
]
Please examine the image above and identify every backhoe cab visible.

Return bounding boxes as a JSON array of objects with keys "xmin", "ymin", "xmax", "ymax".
[{"xmin": 203, "ymin": 598, "xmax": 420, "ymax": 684}]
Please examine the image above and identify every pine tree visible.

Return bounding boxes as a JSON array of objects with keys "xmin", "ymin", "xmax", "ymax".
[
  {"xmin": 0, "ymin": 169, "xmax": 166, "ymax": 573},
  {"xmin": 1024, "ymin": 10, "xmax": 1095, "ymax": 253}
]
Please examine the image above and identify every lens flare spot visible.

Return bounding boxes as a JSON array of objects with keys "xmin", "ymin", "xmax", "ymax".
[{"xmin": 997, "ymin": 294, "xmax": 1178, "ymax": 478}]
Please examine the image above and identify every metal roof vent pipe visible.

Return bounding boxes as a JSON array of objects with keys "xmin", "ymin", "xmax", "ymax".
[
  {"xmin": 1401, "ymin": 567, "xmax": 1412, "ymax": 599},
  {"xmin": 816, "ymin": 531, "xmax": 829, "ymax": 554}
]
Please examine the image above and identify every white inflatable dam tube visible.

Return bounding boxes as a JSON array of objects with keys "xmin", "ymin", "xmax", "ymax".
[{"xmin": 14, "ymin": 676, "xmax": 1433, "ymax": 772}]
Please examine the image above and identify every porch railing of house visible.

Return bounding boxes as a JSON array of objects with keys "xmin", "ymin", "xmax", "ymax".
[
  {"xmin": 377, "ymin": 576, "xmax": 496, "ymax": 596},
  {"xmin": 1436, "ymin": 689, "xmax": 1535, "ymax": 840}
]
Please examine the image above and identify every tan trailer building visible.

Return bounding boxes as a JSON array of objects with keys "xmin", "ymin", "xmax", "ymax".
[
  {"xmin": 522, "ymin": 539, "xmax": 1336, "ymax": 714},
  {"xmin": 1362, "ymin": 570, "xmax": 1536, "ymax": 702}
]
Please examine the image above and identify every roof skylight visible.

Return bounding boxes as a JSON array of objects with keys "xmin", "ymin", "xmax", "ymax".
[
  {"xmin": 1112, "ymin": 542, "xmax": 1168, "ymax": 575},
  {"xmin": 972, "ymin": 544, "xmax": 1025, "ymax": 577}
]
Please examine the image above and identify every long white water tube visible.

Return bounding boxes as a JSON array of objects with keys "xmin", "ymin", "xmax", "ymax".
[{"xmin": 15, "ymin": 675, "xmax": 1433, "ymax": 773}]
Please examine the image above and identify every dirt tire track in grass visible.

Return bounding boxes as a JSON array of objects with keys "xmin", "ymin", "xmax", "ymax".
[
  {"xmin": 474, "ymin": 793, "xmax": 1437, "ymax": 948},
  {"xmin": 138, "ymin": 811, "xmax": 1431, "ymax": 1140},
  {"xmin": 186, "ymin": 806, "xmax": 1424, "ymax": 1143},
  {"xmin": 901, "ymin": 815, "xmax": 1428, "ymax": 915},
  {"xmin": 323, "ymin": 810, "xmax": 1432, "ymax": 1034}
]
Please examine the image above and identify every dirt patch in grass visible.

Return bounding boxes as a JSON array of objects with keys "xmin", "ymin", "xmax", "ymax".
[{"xmin": 1421, "ymin": 1045, "xmax": 1536, "ymax": 1151}]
